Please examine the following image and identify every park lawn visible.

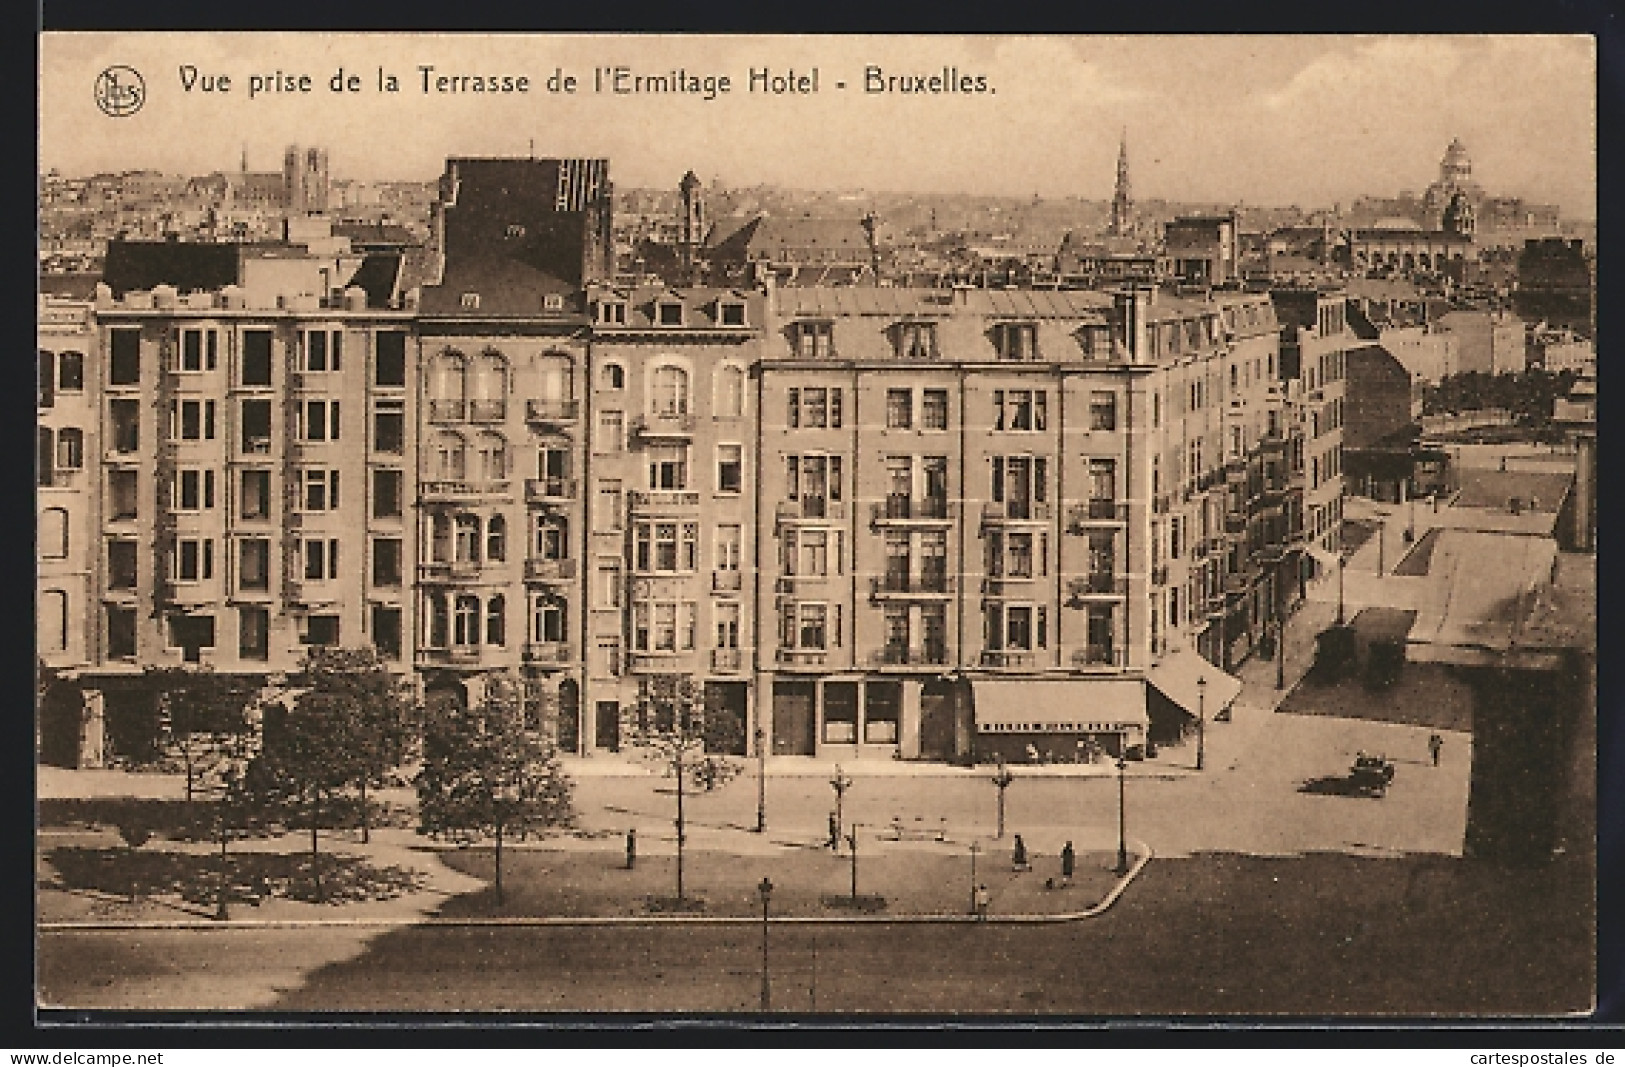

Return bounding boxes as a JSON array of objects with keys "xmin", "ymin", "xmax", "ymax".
[{"xmin": 435, "ymin": 842, "xmax": 1123, "ymax": 919}]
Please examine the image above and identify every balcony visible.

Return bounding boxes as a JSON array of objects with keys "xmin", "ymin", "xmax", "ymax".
[
  {"xmin": 1152, "ymin": 564, "xmax": 1169, "ymax": 586},
  {"xmin": 523, "ymin": 641, "xmax": 574, "ymax": 665},
  {"xmin": 526, "ymin": 398, "xmax": 579, "ymax": 426},
  {"xmin": 775, "ymin": 648, "xmax": 829, "ymax": 668},
  {"xmin": 870, "ymin": 646, "xmax": 949, "ymax": 669},
  {"xmin": 525, "ymin": 557, "xmax": 577, "ymax": 582},
  {"xmin": 980, "ymin": 650, "xmax": 1036, "ymax": 670},
  {"xmin": 630, "ymin": 652, "xmax": 693, "ymax": 674},
  {"xmin": 283, "ymin": 579, "xmax": 341, "ymax": 608},
  {"xmin": 631, "ymin": 412, "xmax": 696, "ymax": 439},
  {"xmin": 870, "ymin": 497, "xmax": 953, "ymax": 525},
  {"xmin": 416, "ymin": 645, "xmax": 488, "ymax": 668},
  {"xmin": 981, "ymin": 500, "xmax": 1051, "ymax": 524},
  {"xmin": 1067, "ymin": 500, "xmax": 1129, "ymax": 531},
  {"xmin": 159, "ymin": 580, "xmax": 218, "ymax": 608},
  {"xmin": 777, "ymin": 574, "xmax": 832, "ymax": 595},
  {"xmin": 777, "ymin": 498, "xmax": 846, "ymax": 522},
  {"xmin": 526, "ymin": 477, "xmax": 578, "ymax": 503},
  {"xmin": 978, "ymin": 574, "xmax": 1033, "ymax": 596},
  {"xmin": 871, "ymin": 573, "xmax": 954, "ymax": 598},
  {"xmin": 1068, "ymin": 574, "xmax": 1128, "ymax": 600},
  {"xmin": 1071, "ymin": 647, "xmax": 1126, "ymax": 670},
  {"xmin": 630, "ymin": 489, "xmax": 701, "ymax": 511},
  {"xmin": 418, "ymin": 560, "xmax": 485, "ymax": 582},
  {"xmin": 711, "ymin": 569, "xmax": 742, "ymax": 593},
  {"xmin": 420, "ymin": 479, "xmax": 510, "ymax": 502},
  {"xmin": 467, "ymin": 399, "xmax": 507, "ymax": 423},
  {"xmin": 240, "ymin": 436, "xmax": 273, "ymax": 457},
  {"xmin": 428, "ymin": 399, "xmax": 466, "ymax": 423},
  {"xmin": 710, "ymin": 647, "xmax": 744, "ymax": 673}
]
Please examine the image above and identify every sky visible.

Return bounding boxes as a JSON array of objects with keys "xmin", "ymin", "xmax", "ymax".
[{"xmin": 40, "ymin": 34, "xmax": 1597, "ymax": 217}]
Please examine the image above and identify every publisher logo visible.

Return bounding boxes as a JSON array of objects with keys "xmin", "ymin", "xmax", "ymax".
[{"xmin": 94, "ymin": 65, "xmax": 145, "ymax": 117}]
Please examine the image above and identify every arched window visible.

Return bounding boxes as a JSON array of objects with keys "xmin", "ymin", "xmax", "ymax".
[
  {"xmin": 469, "ymin": 350, "xmax": 509, "ymax": 420},
  {"xmin": 38, "ymin": 589, "xmax": 67, "ymax": 652},
  {"xmin": 427, "ymin": 591, "xmax": 449, "ymax": 647},
  {"xmin": 40, "ymin": 508, "xmax": 68, "ymax": 559},
  {"xmin": 433, "ymin": 431, "xmax": 466, "ymax": 480},
  {"xmin": 534, "ymin": 513, "xmax": 568, "ymax": 560},
  {"xmin": 485, "ymin": 594, "xmax": 506, "ymax": 646},
  {"xmin": 486, "ymin": 515, "xmax": 507, "ymax": 562},
  {"xmin": 56, "ymin": 428, "xmax": 84, "ymax": 471},
  {"xmin": 429, "ymin": 350, "xmax": 467, "ymax": 419},
  {"xmin": 717, "ymin": 364, "xmax": 745, "ymax": 417},
  {"xmin": 475, "ymin": 431, "xmax": 507, "ymax": 481},
  {"xmin": 538, "ymin": 353, "xmax": 574, "ymax": 401},
  {"xmin": 651, "ymin": 364, "xmax": 689, "ymax": 416},
  {"xmin": 453, "ymin": 595, "xmax": 480, "ymax": 646},
  {"xmin": 600, "ymin": 362, "xmax": 625, "ymax": 390},
  {"xmin": 454, "ymin": 514, "xmax": 481, "ymax": 563}
]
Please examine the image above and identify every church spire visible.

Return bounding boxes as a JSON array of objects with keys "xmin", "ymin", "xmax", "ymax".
[{"xmin": 1110, "ymin": 130, "xmax": 1133, "ymax": 239}]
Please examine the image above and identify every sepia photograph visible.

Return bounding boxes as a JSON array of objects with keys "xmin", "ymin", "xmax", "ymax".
[{"xmin": 34, "ymin": 32, "xmax": 1600, "ymax": 1019}]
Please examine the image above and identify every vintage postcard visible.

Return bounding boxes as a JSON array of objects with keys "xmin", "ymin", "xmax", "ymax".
[{"xmin": 36, "ymin": 32, "xmax": 1598, "ymax": 1017}]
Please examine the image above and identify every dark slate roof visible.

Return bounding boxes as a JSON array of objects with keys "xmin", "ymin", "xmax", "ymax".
[
  {"xmin": 332, "ymin": 222, "xmax": 417, "ymax": 247},
  {"xmin": 102, "ymin": 240, "xmax": 240, "ymax": 297},
  {"xmin": 38, "ymin": 273, "xmax": 100, "ymax": 300},
  {"xmin": 1453, "ymin": 470, "xmax": 1574, "ymax": 513},
  {"xmin": 343, "ymin": 253, "xmax": 404, "ymax": 309},
  {"xmin": 708, "ymin": 215, "xmax": 872, "ymax": 263}
]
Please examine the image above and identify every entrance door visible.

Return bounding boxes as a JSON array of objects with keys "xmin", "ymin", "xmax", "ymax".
[
  {"xmin": 919, "ymin": 679, "xmax": 956, "ymax": 760},
  {"xmin": 771, "ymin": 680, "xmax": 816, "ymax": 755},
  {"xmin": 594, "ymin": 700, "xmax": 620, "ymax": 752},
  {"xmin": 556, "ymin": 679, "xmax": 580, "ymax": 754},
  {"xmin": 703, "ymin": 681, "xmax": 748, "ymax": 755}
]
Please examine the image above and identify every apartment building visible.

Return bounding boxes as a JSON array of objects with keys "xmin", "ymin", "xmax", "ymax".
[
  {"xmin": 1270, "ymin": 288, "xmax": 1350, "ymax": 565},
  {"xmin": 38, "ymin": 292, "xmax": 98, "ymax": 680}
]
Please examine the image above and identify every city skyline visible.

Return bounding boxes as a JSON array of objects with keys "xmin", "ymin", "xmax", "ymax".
[{"xmin": 41, "ymin": 34, "xmax": 1595, "ymax": 219}]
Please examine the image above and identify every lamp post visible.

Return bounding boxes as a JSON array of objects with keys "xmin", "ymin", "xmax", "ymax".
[
  {"xmin": 754, "ymin": 726, "xmax": 767, "ymax": 833},
  {"xmin": 1376, "ymin": 516, "xmax": 1387, "ymax": 577},
  {"xmin": 1114, "ymin": 751, "xmax": 1129, "ymax": 876},
  {"xmin": 830, "ymin": 765, "xmax": 853, "ymax": 852},
  {"xmin": 757, "ymin": 876, "xmax": 773, "ymax": 1011},
  {"xmin": 846, "ymin": 826, "xmax": 860, "ymax": 900},
  {"xmin": 1336, "ymin": 549, "xmax": 1346, "ymax": 626},
  {"xmin": 968, "ymin": 841, "xmax": 980, "ymax": 914},
  {"xmin": 990, "ymin": 757, "xmax": 1014, "ymax": 839},
  {"xmin": 1195, "ymin": 675, "xmax": 1208, "ymax": 772}
]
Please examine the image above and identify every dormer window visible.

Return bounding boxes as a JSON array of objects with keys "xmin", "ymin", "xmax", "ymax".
[
  {"xmin": 893, "ymin": 321, "xmax": 938, "ymax": 360},
  {"xmin": 505, "ymin": 224, "xmax": 526, "ymax": 239},
  {"xmin": 657, "ymin": 301, "xmax": 684, "ymax": 327},
  {"xmin": 993, "ymin": 322, "xmax": 1037, "ymax": 361},
  {"xmin": 718, "ymin": 300, "xmax": 747, "ymax": 327},
  {"xmin": 598, "ymin": 300, "xmax": 627, "ymax": 326},
  {"xmin": 544, "ymin": 293, "xmax": 565, "ymax": 312},
  {"xmin": 792, "ymin": 321, "xmax": 833, "ymax": 359},
  {"xmin": 461, "ymin": 292, "xmax": 480, "ymax": 310}
]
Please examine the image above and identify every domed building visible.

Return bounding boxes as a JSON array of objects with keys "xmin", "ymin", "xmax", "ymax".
[{"xmin": 1423, "ymin": 138, "xmax": 1486, "ymax": 224}]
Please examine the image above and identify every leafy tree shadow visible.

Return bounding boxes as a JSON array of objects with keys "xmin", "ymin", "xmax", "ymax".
[{"xmin": 46, "ymin": 846, "xmax": 425, "ymax": 906}]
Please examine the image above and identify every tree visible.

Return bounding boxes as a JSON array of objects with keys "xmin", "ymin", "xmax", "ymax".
[
  {"xmin": 627, "ymin": 674, "xmax": 742, "ymax": 902},
  {"xmin": 146, "ymin": 666, "xmax": 258, "ymax": 804},
  {"xmin": 415, "ymin": 673, "xmax": 573, "ymax": 907},
  {"xmin": 252, "ymin": 646, "xmax": 417, "ymax": 901}
]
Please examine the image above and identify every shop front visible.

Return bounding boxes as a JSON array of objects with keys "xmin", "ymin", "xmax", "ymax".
[{"xmin": 969, "ymin": 677, "xmax": 1148, "ymax": 764}]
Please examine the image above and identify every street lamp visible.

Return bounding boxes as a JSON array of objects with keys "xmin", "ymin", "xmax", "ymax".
[
  {"xmin": 968, "ymin": 841, "xmax": 980, "ymax": 914},
  {"xmin": 754, "ymin": 726, "xmax": 767, "ymax": 833},
  {"xmin": 830, "ymin": 765, "xmax": 853, "ymax": 852},
  {"xmin": 990, "ymin": 757, "xmax": 1014, "ymax": 839},
  {"xmin": 1195, "ymin": 675, "xmax": 1208, "ymax": 772},
  {"xmin": 846, "ymin": 825, "xmax": 860, "ymax": 900},
  {"xmin": 757, "ymin": 876, "xmax": 773, "ymax": 1011},
  {"xmin": 1376, "ymin": 516, "xmax": 1387, "ymax": 578},
  {"xmin": 1114, "ymin": 751, "xmax": 1129, "ymax": 876},
  {"xmin": 1336, "ymin": 548, "xmax": 1346, "ymax": 626}
]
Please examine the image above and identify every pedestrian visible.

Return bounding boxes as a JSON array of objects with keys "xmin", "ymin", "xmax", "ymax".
[
  {"xmin": 1428, "ymin": 733, "xmax": 1443, "ymax": 767},
  {"xmin": 974, "ymin": 884, "xmax": 991, "ymax": 921},
  {"xmin": 1061, "ymin": 840, "xmax": 1075, "ymax": 880},
  {"xmin": 625, "ymin": 827, "xmax": 636, "ymax": 870},
  {"xmin": 1012, "ymin": 833, "xmax": 1028, "ymax": 870},
  {"xmin": 828, "ymin": 811, "xmax": 840, "ymax": 851}
]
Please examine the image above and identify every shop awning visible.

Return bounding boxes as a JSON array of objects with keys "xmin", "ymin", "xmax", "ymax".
[
  {"xmin": 1145, "ymin": 650, "xmax": 1242, "ymax": 718},
  {"xmin": 971, "ymin": 678, "xmax": 1147, "ymax": 734}
]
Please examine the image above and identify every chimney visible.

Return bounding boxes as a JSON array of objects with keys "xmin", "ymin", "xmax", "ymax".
[{"xmin": 1114, "ymin": 286, "xmax": 1153, "ymax": 363}]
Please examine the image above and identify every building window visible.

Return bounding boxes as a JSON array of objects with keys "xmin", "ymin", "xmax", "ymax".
[
  {"xmin": 300, "ymin": 469, "xmax": 340, "ymax": 512},
  {"xmin": 240, "ymin": 399, "xmax": 272, "ymax": 454},
  {"xmin": 372, "ymin": 538, "xmax": 402, "ymax": 587},
  {"xmin": 598, "ymin": 558, "xmax": 623, "ymax": 608},
  {"xmin": 172, "ymin": 537, "xmax": 214, "ymax": 582},
  {"xmin": 239, "ymin": 607, "xmax": 270, "ymax": 660},
  {"xmin": 373, "ymin": 469, "xmax": 402, "ymax": 519},
  {"xmin": 238, "ymin": 538, "xmax": 271, "ymax": 591},
  {"xmin": 432, "ymin": 431, "xmax": 466, "ymax": 480},
  {"xmin": 788, "ymin": 387, "xmax": 842, "ymax": 429},
  {"xmin": 631, "ymin": 600, "xmax": 696, "ymax": 652},
  {"xmin": 303, "ymin": 615, "xmax": 340, "ymax": 646},
  {"xmin": 38, "ymin": 429, "xmax": 54, "ymax": 487},
  {"xmin": 239, "ymin": 470, "xmax": 270, "ymax": 521},
  {"xmin": 598, "ymin": 301, "xmax": 627, "ymax": 326},
  {"xmin": 301, "ymin": 400, "xmax": 340, "ymax": 442},
  {"xmin": 886, "ymin": 389, "xmax": 913, "ymax": 430},
  {"xmin": 241, "ymin": 330, "xmax": 273, "ymax": 386},
  {"xmin": 985, "ymin": 602, "xmax": 1046, "ymax": 651},
  {"xmin": 792, "ymin": 321, "xmax": 834, "ymax": 359},
  {"xmin": 648, "ymin": 447, "xmax": 688, "ymax": 491},
  {"xmin": 921, "ymin": 389, "xmax": 948, "ymax": 431},
  {"xmin": 166, "ymin": 614, "xmax": 216, "ymax": 656},
  {"xmin": 109, "ymin": 329, "xmax": 141, "ymax": 386},
  {"xmin": 634, "ymin": 521, "xmax": 699, "ymax": 574},
  {"xmin": 453, "ymin": 595, "xmax": 481, "ymax": 646},
  {"xmin": 476, "ymin": 432, "xmax": 508, "ymax": 481},
  {"xmin": 715, "ymin": 524, "xmax": 742, "ymax": 571},
  {"xmin": 373, "ymin": 407, "xmax": 405, "ymax": 454},
  {"xmin": 994, "ymin": 322, "xmax": 1038, "ymax": 361},
  {"xmin": 301, "ymin": 538, "xmax": 339, "ymax": 581},
  {"xmin": 170, "ymin": 399, "xmax": 218, "ymax": 441},
  {"xmin": 779, "ymin": 601, "xmax": 840, "ymax": 651},
  {"xmin": 786, "ymin": 454, "xmax": 842, "ymax": 517},
  {"xmin": 990, "ymin": 455, "xmax": 1048, "ymax": 516},
  {"xmin": 460, "ymin": 293, "xmax": 480, "ymax": 310},
  {"xmin": 110, "ymin": 399, "xmax": 139, "ymax": 453},
  {"xmin": 1089, "ymin": 391, "xmax": 1117, "ymax": 431},
  {"xmin": 601, "ymin": 362, "xmax": 625, "ymax": 390},
  {"xmin": 38, "ymin": 351, "xmax": 56, "ymax": 409},
  {"xmin": 375, "ymin": 331, "xmax": 407, "ymax": 387},
  {"xmin": 469, "ymin": 351, "xmax": 509, "ymax": 421},
  {"xmin": 371, "ymin": 605, "xmax": 402, "ymax": 660},
  {"xmin": 717, "ymin": 365, "xmax": 746, "ymax": 417},
  {"xmin": 56, "ymin": 428, "xmax": 84, "ymax": 471},
  {"xmin": 486, "ymin": 515, "xmax": 507, "ymax": 562},
  {"xmin": 299, "ymin": 328, "xmax": 342, "ymax": 372},
  {"xmin": 40, "ymin": 508, "xmax": 68, "ymax": 559},
  {"xmin": 486, "ymin": 595, "xmax": 506, "ymax": 646},
  {"xmin": 454, "ymin": 515, "xmax": 481, "ymax": 564},
  {"xmin": 534, "ymin": 596, "xmax": 568, "ymax": 643},
  {"xmin": 107, "ymin": 540, "xmax": 138, "ymax": 590},
  {"xmin": 894, "ymin": 321, "xmax": 938, "ymax": 360},
  {"xmin": 176, "ymin": 328, "xmax": 220, "ymax": 373},
  {"xmin": 716, "ymin": 444, "xmax": 743, "ymax": 494},
  {"xmin": 172, "ymin": 468, "xmax": 216, "ymax": 511},
  {"xmin": 593, "ymin": 410, "xmax": 625, "ymax": 454},
  {"xmin": 107, "ymin": 605, "xmax": 137, "ymax": 659},
  {"xmin": 596, "ymin": 479, "xmax": 622, "ymax": 529},
  {"xmin": 534, "ymin": 513, "xmax": 569, "ymax": 560},
  {"xmin": 651, "ymin": 365, "xmax": 690, "ymax": 416},
  {"xmin": 58, "ymin": 350, "xmax": 85, "ymax": 393},
  {"xmin": 994, "ymin": 389, "xmax": 1046, "ymax": 432},
  {"xmin": 108, "ymin": 469, "xmax": 138, "ymax": 522},
  {"xmin": 657, "ymin": 301, "xmax": 684, "ymax": 326},
  {"xmin": 715, "ymin": 601, "xmax": 740, "ymax": 649},
  {"xmin": 718, "ymin": 301, "xmax": 747, "ymax": 327}
]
